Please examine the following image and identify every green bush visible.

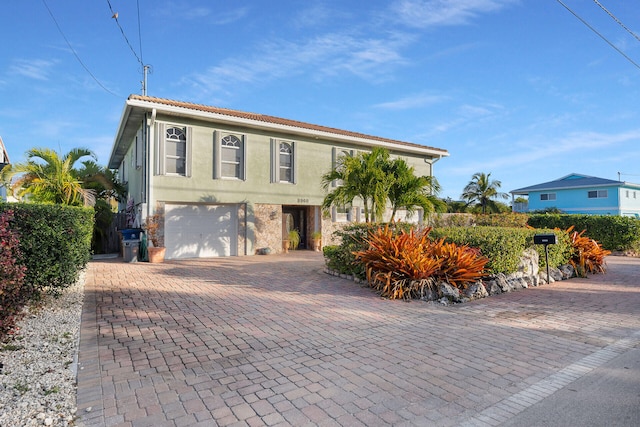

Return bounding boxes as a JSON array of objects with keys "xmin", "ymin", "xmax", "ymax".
[
  {"xmin": 528, "ymin": 214, "xmax": 640, "ymax": 251},
  {"xmin": 474, "ymin": 213, "xmax": 529, "ymax": 228},
  {"xmin": 0, "ymin": 203, "xmax": 93, "ymax": 298},
  {"xmin": 430, "ymin": 226, "xmax": 572, "ymax": 274},
  {"xmin": 323, "ymin": 223, "xmax": 414, "ymax": 278}
]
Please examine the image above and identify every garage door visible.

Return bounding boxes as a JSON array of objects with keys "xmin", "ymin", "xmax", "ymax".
[{"xmin": 165, "ymin": 204, "xmax": 238, "ymax": 259}]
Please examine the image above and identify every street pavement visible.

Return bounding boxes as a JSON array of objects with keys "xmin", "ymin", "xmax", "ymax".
[{"xmin": 76, "ymin": 252, "xmax": 640, "ymax": 426}]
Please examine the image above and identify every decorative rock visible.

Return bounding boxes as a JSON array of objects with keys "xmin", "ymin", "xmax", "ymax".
[
  {"xmin": 559, "ymin": 264, "xmax": 575, "ymax": 279},
  {"xmin": 44, "ymin": 417, "xmax": 53, "ymax": 426},
  {"xmin": 463, "ymin": 282, "xmax": 488, "ymax": 300},
  {"xmin": 438, "ymin": 281, "xmax": 460, "ymax": 302},
  {"xmin": 484, "ymin": 279, "xmax": 503, "ymax": 295}
]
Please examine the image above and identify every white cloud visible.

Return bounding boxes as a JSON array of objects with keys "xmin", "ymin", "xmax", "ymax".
[
  {"xmin": 185, "ymin": 32, "xmax": 412, "ymax": 96},
  {"xmin": 449, "ymin": 129, "xmax": 640, "ymax": 176},
  {"xmin": 374, "ymin": 93, "xmax": 449, "ymax": 110},
  {"xmin": 391, "ymin": 0, "xmax": 517, "ymax": 28},
  {"xmin": 9, "ymin": 59, "xmax": 58, "ymax": 81}
]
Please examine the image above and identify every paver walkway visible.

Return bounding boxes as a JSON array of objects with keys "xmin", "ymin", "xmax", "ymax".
[{"xmin": 76, "ymin": 253, "xmax": 640, "ymax": 426}]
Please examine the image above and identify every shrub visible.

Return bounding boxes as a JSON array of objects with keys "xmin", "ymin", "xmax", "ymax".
[
  {"xmin": 430, "ymin": 226, "xmax": 572, "ymax": 274},
  {"xmin": 0, "ymin": 210, "xmax": 28, "ymax": 338},
  {"xmin": 324, "ymin": 223, "xmax": 415, "ymax": 279},
  {"xmin": 566, "ymin": 226, "xmax": 611, "ymax": 276},
  {"xmin": 474, "ymin": 213, "xmax": 529, "ymax": 228},
  {"xmin": 528, "ymin": 214, "xmax": 640, "ymax": 251},
  {"xmin": 0, "ymin": 203, "xmax": 93, "ymax": 298},
  {"xmin": 353, "ymin": 225, "xmax": 489, "ymax": 300}
]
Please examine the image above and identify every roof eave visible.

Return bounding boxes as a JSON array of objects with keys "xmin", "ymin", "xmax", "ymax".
[{"xmin": 125, "ymin": 97, "xmax": 450, "ymax": 158}]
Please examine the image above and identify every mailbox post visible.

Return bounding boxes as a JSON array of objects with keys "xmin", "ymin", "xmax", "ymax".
[{"xmin": 534, "ymin": 233, "xmax": 557, "ymax": 284}]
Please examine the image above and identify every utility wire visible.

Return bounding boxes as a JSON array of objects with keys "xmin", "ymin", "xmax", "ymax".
[
  {"xmin": 106, "ymin": 0, "xmax": 144, "ymax": 67},
  {"xmin": 593, "ymin": 0, "xmax": 640, "ymax": 44},
  {"xmin": 556, "ymin": 0, "xmax": 640, "ymax": 71},
  {"xmin": 41, "ymin": 0, "xmax": 120, "ymax": 97},
  {"xmin": 136, "ymin": 0, "xmax": 144, "ymax": 66}
]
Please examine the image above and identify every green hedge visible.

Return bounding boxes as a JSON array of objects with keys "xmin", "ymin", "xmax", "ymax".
[
  {"xmin": 323, "ymin": 223, "xmax": 574, "ymax": 277},
  {"xmin": 0, "ymin": 203, "xmax": 93, "ymax": 298},
  {"xmin": 528, "ymin": 214, "xmax": 640, "ymax": 251},
  {"xmin": 430, "ymin": 226, "xmax": 572, "ymax": 274}
]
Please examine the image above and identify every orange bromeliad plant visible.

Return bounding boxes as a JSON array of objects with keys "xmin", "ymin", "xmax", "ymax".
[
  {"xmin": 354, "ymin": 224, "xmax": 489, "ymax": 300},
  {"xmin": 566, "ymin": 226, "xmax": 610, "ymax": 276}
]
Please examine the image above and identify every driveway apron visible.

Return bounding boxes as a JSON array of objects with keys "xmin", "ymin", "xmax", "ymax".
[{"xmin": 76, "ymin": 253, "xmax": 640, "ymax": 426}]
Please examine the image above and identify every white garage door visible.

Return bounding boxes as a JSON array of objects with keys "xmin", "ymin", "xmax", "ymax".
[{"xmin": 165, "ymin": 204, "xmax": 238, "ymax": 259}]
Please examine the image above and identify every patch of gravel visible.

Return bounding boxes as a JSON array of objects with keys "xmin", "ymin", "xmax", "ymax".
[{"xmin": 0, "ymin": 274, "xmax": 84, "ymax": 426}]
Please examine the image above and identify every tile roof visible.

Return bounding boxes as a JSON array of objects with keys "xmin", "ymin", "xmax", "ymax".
[{"xmin": 128, "ymin": 95, "xmax": 448, "ymax": 155}]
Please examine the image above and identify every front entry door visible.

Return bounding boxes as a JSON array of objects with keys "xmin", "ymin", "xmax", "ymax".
[{"xmin": 282, "ymin": 206, "xmax": 307, "ymax": 249}]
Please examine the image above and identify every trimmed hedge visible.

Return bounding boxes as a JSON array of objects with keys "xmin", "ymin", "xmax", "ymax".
[
  {"xmin": 0, "ymin": 203, "xmax": 93, "ymax": 298},
  {"xmin": 0, "ymin": 210, "xmax": 28, "ymax": 336},
  {"xmin": 430, "ymin": 226, "xmax": 572, "ymax": 274},
  {"xmin": 528, "ymin": 214, "xmax": 640, "ymax": 251},
  {"xmin": 323, "ymin": 223, "xmax": 573, "ymax": 277}
]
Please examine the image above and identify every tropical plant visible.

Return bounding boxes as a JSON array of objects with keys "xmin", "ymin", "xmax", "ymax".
[
  {"xmin": 566, "ymin": 226, "xmax": 611, "ymax": 276},
  {"xmin": 143, "ymin": 213, "xmax": 163, "ymax": 247},
  {"xmin": 288, "ymin": 229, "xmax": 301, "ymax": 250},
  {"xmin": 321, "ymin": 147, "xmax": 391, "ymax": 223},
  {"xmin": 385, "ymin": 158, "xmax": 446, "ymax": 222},
  {"xmin": 461, "ymin": 172, "xmax": 508, "ymax": 214},
  {"xmin": 0, "ymin": 148, "xmax": 97, "ymax": 206},
  {"xmin": 354, "ymin": 225, "xmax": 489, "ymax": 300}
]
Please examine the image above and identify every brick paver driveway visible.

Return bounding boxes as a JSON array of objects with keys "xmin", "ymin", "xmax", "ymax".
[{"xmin": 76, "ymin": 253, "xmax": 640, "ymax": 427}]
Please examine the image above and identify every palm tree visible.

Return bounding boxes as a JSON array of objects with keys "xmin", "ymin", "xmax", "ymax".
[
  {"xmin": 0, "ymin": 148, "xmax": 97, "ymax": 206},
  {"xmin": 321, "ymin": 147, "xmax": 391, "ymax": 223},
  {"xmin": 461, "ymin": 172, "xmax": 508, "ymax": 214},
  {"xmin": 386, "ymin": 158, "xmax": 446, "ymax": 222}
]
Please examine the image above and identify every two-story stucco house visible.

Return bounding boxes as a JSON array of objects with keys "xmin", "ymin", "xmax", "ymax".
[
  {"xmin": 511, "ymin": 173, "xmax": 640, "ymax": 217},
  {"xmin": 108, "ymin": 95, "xmax": 449, "ymax": 259}
]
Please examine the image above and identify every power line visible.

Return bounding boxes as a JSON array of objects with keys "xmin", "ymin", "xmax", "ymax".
[
  {"xmin": 106, "ymin": 0, "xmax": 144, "ymax": 67},
  {"xmin": 41, "ymin": 0, "xmax": 120, "ymax": 97},
  {"xmin": 136, "ymin": 0, "xmax": 144, "ymax": 66},
  {"xmin": 593, "ymin": 0, "xmax": 640, "ymax": 45},
  {"xmin": 556, "ymin": 0, "xmax": 640, "ymax": 71}
]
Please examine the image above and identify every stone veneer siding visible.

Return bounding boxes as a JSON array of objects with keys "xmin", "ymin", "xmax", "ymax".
[{"xmin": 254, "ymin": 204, "xmax": 283, "ymax": 254}]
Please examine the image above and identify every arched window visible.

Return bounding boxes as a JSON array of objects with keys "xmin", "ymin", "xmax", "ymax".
[
  {"xmin": 165, "ymin": 126, "xmax": 186, "ymax": 175},
  {"xmin": 279, "ymin": 142, "xmax": 293, "ymax": 183},
  {"xmin": 220, "ymin": 134, "xmax": 243, "ymax": 178}
]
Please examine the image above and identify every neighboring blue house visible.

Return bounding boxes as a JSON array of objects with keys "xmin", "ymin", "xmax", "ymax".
[{"xmin": 511, "ymin": 173, "xmax": 640, "ymax": 217}]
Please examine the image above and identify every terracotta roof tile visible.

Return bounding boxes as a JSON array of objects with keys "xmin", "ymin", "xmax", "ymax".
[{"xmin": 129, "ymin": 95, "xmax": 448, "ymax": 154}]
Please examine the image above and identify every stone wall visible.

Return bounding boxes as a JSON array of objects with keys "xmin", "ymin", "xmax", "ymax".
[{"xmin": 254, "ymin": 203, "xmax": 283, "ymax": 254}]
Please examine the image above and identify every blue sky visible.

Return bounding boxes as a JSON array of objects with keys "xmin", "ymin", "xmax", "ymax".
[{"xmin": 2, "ymin": 0, "xmax": 640, "ymax": 200}]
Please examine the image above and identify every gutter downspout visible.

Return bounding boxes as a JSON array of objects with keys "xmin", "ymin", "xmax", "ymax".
[{"xmin": 146, "ymin": 108, "xmax": 157, "ymax": 217}]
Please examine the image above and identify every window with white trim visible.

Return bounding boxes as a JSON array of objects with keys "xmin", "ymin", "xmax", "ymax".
[
  {"xmin": 270, "ymin": 139, "xmax": 296, "ymax": 183},
  {"xmin": 155, "ymin": 123, "xmax": 192, "ymax": 176},
  {"xmin": 213, "ymin": 132, "xmax": 246, "ymax": 180},
  {"xmin": 588, "ymin": 190, "xmax": 607, "ymax": 199},
  {"xmin": 540, "ymin": 193, "xmax": 556, "ymax": 201},
  {"xmin": 165, "ymin": 127, "xmax": 186, "ymax": 175},
  {"xmin": 221, "ymin": 134, "xmax": 243, "ymax": 179},
  {"xmin": 279, "ymin": 142, "xmax": 293, "ymax": 182}
]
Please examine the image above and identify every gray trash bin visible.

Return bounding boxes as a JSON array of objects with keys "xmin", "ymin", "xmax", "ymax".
[{"xmin": 122, "ymin": 239, "xmax": 140, "ymax": 263}]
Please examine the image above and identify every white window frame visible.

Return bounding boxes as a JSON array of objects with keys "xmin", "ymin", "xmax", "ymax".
[
  {"xmin": 214, "ymin": 132, "xmax": 246, "ymax": 180},
  {"xmin": 540, "ymin": 193, "xmax": 556, "ymax": 201},
  {"xmin": 270, "ymin": 139, "xmax": 297, "ymax": 184},
  {"xmin": 155, "ymin": 123, "xmax": 192, "ymax": 177},
  {"xmin": 588, "ymin": 190, "xmax": 608, "ymax": 199}
]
